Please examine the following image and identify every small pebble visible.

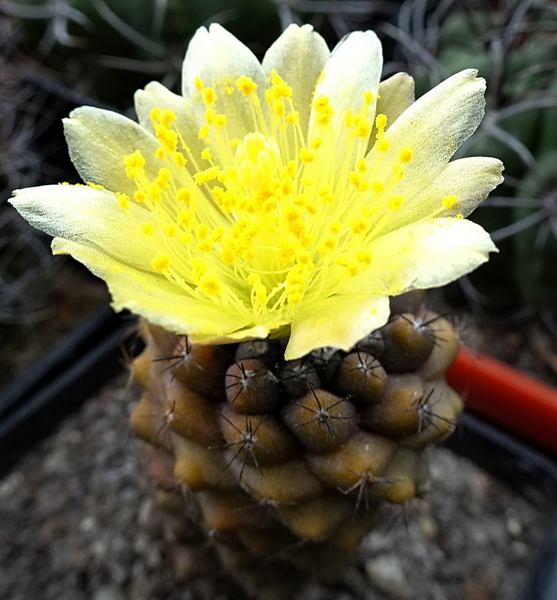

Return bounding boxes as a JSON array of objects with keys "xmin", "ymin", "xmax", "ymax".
[
  {"xmin": 365, "ymin": 554, "xmax": 410, "ymax": 599},
  {"xmin": 93, "ymin": 585, "xmax": 125, "ymax": 600}
]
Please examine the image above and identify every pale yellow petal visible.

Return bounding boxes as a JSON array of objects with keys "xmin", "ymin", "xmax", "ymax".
[
  {"xmin": 262, "ymin": 24, "xmax": 330, "ymax": 135},
  {"xmin": 10, "ymin": 185, "xmax": 153, "ymax": 270},
  {"xmin": 285, "ymin": 294, "xmax": 390, "ymax": 360},
  {"xmin": 367, "ymin": 69, "xmax": 486, "ymax": 201},
  {"xmin": 382, "ymin": 157, "xmax": 504, "ymax": 234},
  {"xmin": 181, "ymin": 23, "xmax": 268, "ymax": 140},
  {"xmin": 190, "ymin": 325, "xmax": 270, "ymax": 346},
  {"xmin": 51, "ymin": 237, "xmax": 254, "ymax": 337},
  {"xmin": 309, "ymin": 30, "xmax": 382, "ymax": 159},
  {"xmin": 369, "ymin": 72, "xmax": 415, "ymax": 144},
  {"xmin": 377, "ymin": 72, "xmax": 415, "ymax": 128},
  {"xmin": 134, "ymin": 81, "xmax": 206, "ymax": 159},
  {"xmin": 344, "ymin": 218, "xmax": 497, "ymax": 296},
  {"xmin": 63, "ymin": 107, "xmax": 162, "ymax": 195}
]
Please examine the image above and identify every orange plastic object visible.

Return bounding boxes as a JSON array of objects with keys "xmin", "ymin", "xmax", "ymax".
[{"xmin": 447, "ymin": 349, "xmax": 557, "ymax": 455}]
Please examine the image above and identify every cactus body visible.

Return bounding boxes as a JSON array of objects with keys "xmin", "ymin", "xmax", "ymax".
[{"xmin": 130, "ymin": 294, "xmax": 463, "ymax": 599}]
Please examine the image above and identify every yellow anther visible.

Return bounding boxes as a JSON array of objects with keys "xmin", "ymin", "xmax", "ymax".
[
  {"xmin": 299, "ymin": 148, "xmax": 315, "ymax": 164},
  {"xmin": 172, "ymin": 152, "xmax": 187, "ymax": 167},
  {"xmin": 314, "ymin": 95, "xmax": 329, "ymax": 111},
  {"xmin": 165, "ymin": 224, "xmax": 177, "ymax": 237},
  {"xmin": 178, "ymin": 210, "xmax": 194, "ymax": 228},
  {"xmin": 314, "ymin": 94, "xmax": 334, "ymax": 126},
  {"xmin": 152, "ymin": 254, "xmax": 170, "ymax": 271},
  {"xmin": 330, "ymin": 221, "xmax": 341, "ymax": 235},
  {"xmin": 442, "ymin": 195, "xmax": 457, "ymax": 209},
  {"xmin": 204, "ymin": 108, "xmax": 216, "ymax": 124},
  {"xmin": 156, "ymin": 168, "xmax": 172, "ymax": 186},
  {"xmin": 221, "ymin": 246, "xmax": 236, "ymax": 265},
  {"xmin": 375, "ymin": 113, "xmax": 388, "ymax": 130},
  {"xmin": 282, "ymin": 178, "xmax": 294, "ymax": 196},
  {"xmin": 310, "ymin": 138, "xmax": 323, "ymax": 151},
  {"xmin": 176, "ymin": 187, "xmax": 192, "ymax": 204},
  {"xmin": 210, "ymin": 226, "xmax": 224, "ymax": 242},
  {"xmin": 354, "ymin": 116, "xmax": 371, "ymax": 138},
  {"xmin": 286, "ymin": 206, "xmax": 301, "ymax": 225},
  {"xmin": 179, "ymin": 233, "xmax": 192, "ymax": 244},
  {"xmin": 279, "ymin": 243, "xmax": 295, "ymax": 263},
  {"xmin": 202, "ymin": 87, "xmax": 216, "ymax": 105},
  {"xmin": 194, "ymin": 77, "xmax": 204, "ymax": 91},
  {"xmin": 156, "ymin": 125, "xmax": 178, "ymax": 152},
  {"xmin": 337, "ymin": 257, "xmax": 359, "ymax": 277},
  {"xmin": 161, "ymin": 109, "xmax": 176, "ymax": 128},
  {"xmin": 229, "ymin": 138, "xmax": 241, "ymax": 147},
  {"xmin": 197, "ymin": 223, "xmax": 210, "ymax": 240},
  {"xmin": 87, "ymin": 182, "xmax": 104, "ymax": 190},
  {"xmin": 350, "ymin": 217, "xmax": 368, "ymax": 235},
  {"xmin": 269, "ymin": 70, "xmax": 292, "ymax": 99},
  {"xmin": 198, "ymin": 124, "xmax": 210, "ymax": 139},
  {"xmin": 150, "ymin": 107, "xmax": 161, "ymax": 124},
  {"xmin": 290, "ymin": 220, "xmax": 307, "ymax": 239},
  {"xmin": 191, "ymin": 259, "xmax": 207, "ymax": 283},
  {"xmin": 285, "ymin": 160, "xmax": 297, "ymax": 178},
  {"xmin": 388, "ymin": 196, "xmax": 404, "ymax": 210},
  {"xmin": 376, "ymin": 138, "xmax": 390, "ymax": 152},
  {"xmin": 371, "ymin": 180, "xmax": 385, "ymax": 194},
  {"xmin": 124, "ymin": 150, "xmax": 145, "ymax": 178},
  {"xmin": 356, "ymin": 158, "xmax": 368, "ymax": 173},
  {"xmin": 317, "ymin": 237, "xmax": 338, "ymax": 256},
  {"xmin": 262, "ymin": 197, "xmax": 277, "ymax": 212},
  {"xmin": 141, "ymin": 222, "xmax": 155, "ymax": 236},
  {"xmin": 301, "ymin": 177, "xmax": 314, "ymax": 187},
  {"xmin": 356, "ymin": 250, "xmax": 372, "ymax": 265},
  {"xmin": 197, "ymin": 241, "xmax": 212, "ymax": 253},
  {"xmin": 270, "ymin": 70, "xmax": 283, "ymax": 86},
  {"xmin": 273, "ymin": 99, "xmax": 285, "ymax": 117},
  {"xmin": 199, "ymin": 274, "xmax": 221, "ymax": 296},
  {"xmin": 242, "ymin": 248, "xmax": 255, "ymax": 261},
  {"xmin": 286, "ymin": 111, "xmax": 299, "ymax": 125},
  {"xmin": 215, "ymin": 114, "xmax": 227, "ymax": 127},
  {"xmin": 155, "ymin": 148, "xmax": 165, "ymax": 159},
  {"xmin": 236, "ymin": 75, "xmax": 257, "ymax": 96},
  {"xmin": 344, "ymin": 109, "xmax": 354, "ymax": 128},
  {"xmin": 348, "ymin": 171, "xmax": 364, "ymax": 190},
  {"xmin": 194, "ymin": 166, "xmax": 220, "ymax": 185},
  {"xmin": 296, "ymin": 252, "xmax": 313, "ymax": 268},
  {"xmin": 118, "ymin": 195, "xmax": 129, "ymax": 210},
  {"xmin": 147, "ymin": 183, "xmax": 163, "ymax": 202},
  {"xmin": 287, "ymin": 291, "xmax": 303, "ymax": 306},
  {"xmin": 399, "ymin": 148, "xmax": 413, "ymax": 163},
  {"xmin": 134, "ymin": 191, "xmax": 146, "ymax": 203},
  {"xmin": 363, "ymin": 91, "xmax": 374, "ymax": 105},
  {"xmin": 201, "ymin": 148, "xmax": 212, "ymax": 161}
]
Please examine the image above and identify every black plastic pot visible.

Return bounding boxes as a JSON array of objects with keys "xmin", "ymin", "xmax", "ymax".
[{"xmin": 0, "ymin": 306, "xmax": 132, "ymax": 474}]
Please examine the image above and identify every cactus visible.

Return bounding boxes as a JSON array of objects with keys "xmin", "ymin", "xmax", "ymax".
[{"xmin": 130, "ymin": 294, "xmax": 463, "ymax": 598}]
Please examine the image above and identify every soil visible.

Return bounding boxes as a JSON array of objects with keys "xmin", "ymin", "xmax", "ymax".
[{"xmin": 0, "ymin": 370, "xmax": 554, "ymax": 600}]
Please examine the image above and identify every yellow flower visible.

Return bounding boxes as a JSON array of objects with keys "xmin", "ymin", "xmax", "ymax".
[{"xmin": 10, "ymin": 24, "xmax": 503, "ymax": 360}]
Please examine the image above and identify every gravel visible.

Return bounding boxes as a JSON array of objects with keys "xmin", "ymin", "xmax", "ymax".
[{"xmin": 0, "ymin": 373, "xmax": 553, "ymax": 600}]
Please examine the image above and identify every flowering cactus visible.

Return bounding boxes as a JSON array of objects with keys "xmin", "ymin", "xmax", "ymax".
[
  {"xmin": 10, "ymin": 24, "xmax": 502, "ymax": 360},
  {"xmin": 9, "ymin": 24, "xmax": 504, "ymax": 599}
]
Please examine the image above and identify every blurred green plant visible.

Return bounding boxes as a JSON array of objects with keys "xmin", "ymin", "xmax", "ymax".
[
  {"xmin": 382, "ymin": 0, "xmax": 557, "ymax": 322},
  {"xmin": 2, "ymin": 0, "xmax": 282, "ymax": 107}
]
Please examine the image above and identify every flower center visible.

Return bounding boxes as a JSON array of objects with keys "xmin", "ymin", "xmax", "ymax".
[{"xmin": 114, "ymin": 71, "xmax": 420, "ymax": 330}]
